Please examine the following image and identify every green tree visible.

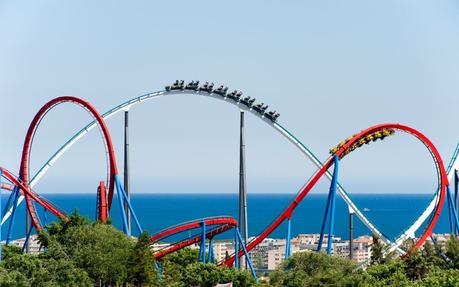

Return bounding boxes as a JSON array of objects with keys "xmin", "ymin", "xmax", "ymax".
[
  {"xmin": 370, "ymin": 234, "xmax": 385, "ymax": 265},
  {"xmin": 445, "ymin": 236, "xmax": 459, "ymax": 269},
  {"xmin": 38, "ymin": 211, "xmax": 136, "ymax": 286},
  {"xmin": 416, "ymin": 267, "xmax": 459, "ymax": 287},
  {"xmin": 128, "ymin": 231, "xmax": 159, "ymax": 286},
  {"xmin": 404, "ymin": 250, "xmax": 431, "ymax": 280},
  {"xmin": 161, "ymin": 248, "xmax": 255, "ymax": 287},
  {"xmin": 1, "ymin": 252, "xmax": 92, "ymax": 287},
  {"xmin": 269, "ymin": 251, "xmax": 358, "ymax": 287}
]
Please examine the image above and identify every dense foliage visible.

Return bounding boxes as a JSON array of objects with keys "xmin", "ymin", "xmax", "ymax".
[
  {"xmin": 268, "ymin": 235, "xmax": 459, "ymax": 287},
  {"xmin": 161, "ymin": 248, "xmax": 256, "ymax": 287},
  {"xmin": 1, "ymin": 214, "xmax": 459, "ymax": 287},
  {"xmin": 0, "ymin": 212, "xmax": 158, "ymax": 287}
]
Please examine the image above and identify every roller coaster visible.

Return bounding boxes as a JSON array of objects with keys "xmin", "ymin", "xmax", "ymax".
[{"xmin": 1, "ymin": 80, "xmax": 458, "ymax": 279}]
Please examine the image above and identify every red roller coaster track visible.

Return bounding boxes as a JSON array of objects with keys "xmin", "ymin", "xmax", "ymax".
[
  {"xmin": 150, "ymin": 216, "xmax": 238, "ymax": 260},
  {"xmin": 18, "ymin": 96, "xmax": 119, "ymax": 230},
  {"xmin": 0, "ymin": 167, "xmax": 66, "ymax": 223},
  {"xmin": 221, "ymin": 123, "xmax": 447, "ymax": 267}
]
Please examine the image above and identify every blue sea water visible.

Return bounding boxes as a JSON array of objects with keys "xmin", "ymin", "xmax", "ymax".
[{"xmin": 2, "ymin": 193, "xmax": 451, "ymax": 242}]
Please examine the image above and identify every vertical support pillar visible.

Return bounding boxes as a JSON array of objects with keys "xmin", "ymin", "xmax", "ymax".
[
  {"xmin": 326, "ymin": 155, "xmax": 339, "ymax": 256},
  {"xmin": 124, "ymin": 110, "xmax": 131, "ymax": 235},
  {"xmin": 22, "ymin": 223, "xmax": 33, "ymax": 253},
  {"xmin": 285, "ymin": 217, "xmax": 292, "ymax": 259},
  {"xmin": 0, "ymin": 169, "xmax": 2, "ymax": 262},
  {"xmin": 25, "ymin": 196, "xmax": 31, "ymax": 253},
  {"xmin": 199, "ymin": 222, "xmax": 207, "ymax": 263},
  {"xmin": 317, "ymin": 186, "xmax": 333, "ymax": 252},
  {"xmin": 234, "ymin": 228, "xmax": 239, "ymax": 269},
  {"xmin": 6, "ymin": 186, "xmax": 20, "ymax": 245},
  {"xmin": 348, "ymin": 206, "xmax": 354, "ymax": 260},
  {"xmin": 238, "ymin": 111, "xmax": 249, "ymax": 268},
  {"xmin": 455, "ymin": 169, "xmax": 458, "ymax": 236},
  {"xmin": 446, "ymin": 185, "xmax": 459, "ymax": 235},
  {"xmin": 43, "ymin": 206, "xmax": 47, "ymax": 226},
  {"xmin": 114, "ymin": 175, "xmax": 129, "ymax": 235},
  {"xmin": 207, "ymin": 238, "xmax": 215, "ymax": 264},
  {"xmin": 448, "ymin": 186, "xmax": 455, "ymax": 234},
  {"xmin": 317, "ymin": 156, "xmax": 339, "ymax": 255}
]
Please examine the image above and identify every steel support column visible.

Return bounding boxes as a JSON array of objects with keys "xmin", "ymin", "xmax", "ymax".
[
  {"xmin": 235, "ymin": 228, "xmax": 257, "ymax": 280},
  {"xmin": 207, "ymin": 239, "xmax": 215, "ymax": 264},
  {"xmin": 238, "ymin": 111, "xmax": 249, "ymax": 268},
  {"xmin": 6, "ymin": 186, "xmax": 20, "ymax": 245},
  {"xmin": 25, "ymin": 209, "xmax": 31, "ymax": 253},
  {"xmin": 317, "ymin": 156, "xmax": 339, "ymax": 255},
  {"xmin": 285, "ymin": 217, "xmax": 291, "ymax": 259},
  {"xmin": 124, "ymin": 111, "xmax": 131, "ymax": 235},
  {"xmin": 199, "ymin": 222, "xmax": 207, "ymax": 263},
  {"xmin": 455, "ymin": 169, "xmax": 458, "ymax": 236},
  {"xmin": 326, "ymin": 156, "xmax": 339, "ymax": 255},
  {"xmin": 446, "ymin": 185, "xmax": 459, "ymax": 234},
  {"xmin": 349, "ymin": 207, "xmax": 354, "ymax": 260},
  {"xmin": 114, "ymin": 175, "xmax": 142, "ymax": 235},
  {"xmin": 234, "ymin": 228, "xmax": 239, "ymax": 269},
  {"xmin": 0, "ymin": 169, "xmax": 2, "ymax": 261}
]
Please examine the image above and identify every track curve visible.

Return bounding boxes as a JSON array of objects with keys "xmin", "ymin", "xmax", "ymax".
[
  {"xmin": 18, "ymin": 96, "xmax": 119, "ymax": 230},
  {"xmin": 221, "ymin": 123, "xmax": 447, "ymax": 266},
  {"xmin": 150, "ymin": 216, "xmax": 238, "ymax": 260}
]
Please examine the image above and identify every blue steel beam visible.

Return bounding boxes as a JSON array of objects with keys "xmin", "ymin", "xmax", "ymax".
[
  {"xmin": 317, "ymin": 178, "xmax": 334, "ymax": 252},
  {"xmin": 234, "ymin": 228, "xmax": 239, "ymax": 269},
  {"xmin": 235, "ymin": 228, "xmax": 257, "ymax": 280},
  {"xmin": 0, "ymin": 169, "xmax": 2, "ymax": 261},
  {"xmin": 327, "ymin": 155, "xmax": 339, "ymax": 255},
  {"xmin": 199, "ymin": 222, "xmax": 207, "ymax": 263},
  {"xmin": 112, "ymin": 175, "xmax": 143, "ymax": 236},
  {"xmin": 285, "ymin": 217, "xmax": 291, "ymax": 259},
  {"xmin": 446, "ymin": 185, "xmax": 459, "ymax": 234},
  {"xmin": 6, "ymin": 185, "xmax": 20, "ymax": 244}
]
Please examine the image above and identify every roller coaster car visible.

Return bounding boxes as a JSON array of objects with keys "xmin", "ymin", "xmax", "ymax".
[
  {"xmin": 261, "ymin": 104, "xmax": 268, "ymax": 112},
  {"xmin": 214, "ymin": 85, "xmax": 228, "ymax": 97},
  {"xmin": 199, "ymin": 82, "xmax": 214, "ymax": 93},
  {"xmin": 365, "ymin": 134, "xmax": 374, "ymax": 143},
  {"xmin": 382, "ymin": 129, "xmax": 394, "ymax": 137},
  {"xmin": 227, "ymin": 90, "xmax": 238, "ymax": 100},
  {"xmin": 185, "ymin": 81, "xmax": 199, "ymax": 90},
  {"xmin": 241, "ymin": 97, "xmax": 255, "ymax": 107},
  {"xmin": 170, "ymin": 80, "xmax": 185, "ymax": 90},
  {"xmin": 253, "ymin": 103, "xmax": 265, "ymax": 113},
  {"xmin": 372, "ymin": 131, "xmax": 383, "ymax": 139},
  {"xmin": 273, "ymin": 113, "xmax": 280, "ymax": 120},
  {"xmin": 329, "ymin": 146, "xmax": 339, "ymax": 154},
  {"xmin": 357, "ymin": 138, "xmax": 366, "ymax": 147},
  {"xmin": 265, "ymin": 110, "xmax": 277, "ymax": 121},
  {"xmin": 350, "ymin": 143, "xmax": 359, "ymax": 151},
  {"xmin": 337, "ymin": 140, "xmax": 346, "ymax": 149}
]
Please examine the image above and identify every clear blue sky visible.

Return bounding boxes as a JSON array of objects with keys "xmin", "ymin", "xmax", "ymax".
[{"xmin": 1, "ymin": 1, "xmax": 458, "ymax": 194}]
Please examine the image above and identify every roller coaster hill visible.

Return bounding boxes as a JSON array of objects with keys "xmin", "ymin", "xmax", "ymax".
[{"xmin": 1, "ymin": 80, "xmax": 459, "ymax": 280}]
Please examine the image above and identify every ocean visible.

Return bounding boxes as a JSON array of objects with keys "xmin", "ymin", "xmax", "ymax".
[{"xmin": 2, "ymin": 193, "xmax": 452, "ymax": 242}]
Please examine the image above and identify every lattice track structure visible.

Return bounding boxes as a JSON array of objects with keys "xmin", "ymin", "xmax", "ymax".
[{"xmin": 0, "ymin": 81, "xmax": 456, "ymax": 266}]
